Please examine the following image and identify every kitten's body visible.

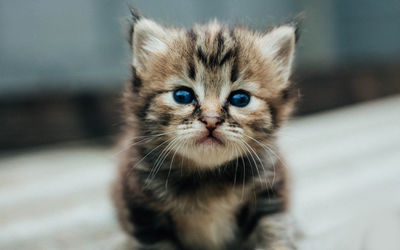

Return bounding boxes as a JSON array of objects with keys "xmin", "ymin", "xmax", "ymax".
[{"xmin": 113, "ymin": 9, "xmax": 300, "ymax": 250}]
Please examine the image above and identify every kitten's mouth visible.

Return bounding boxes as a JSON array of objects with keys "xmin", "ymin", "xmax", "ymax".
[{"xmin": 197, "ymin": 133, "xmax": 224, "ymax": 146}]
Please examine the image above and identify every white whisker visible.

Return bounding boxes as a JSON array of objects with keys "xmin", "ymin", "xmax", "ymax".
[
  {"xmin": 241, "ymin": 139, "xmax": 270, "ymax": 188},
  {"xmin": 147, "ymin": 136, "xmax": 180, "ymax": 183},
  {"xmin": 127, "ymin": 137, "xmax": 175, "ymax": 177},
  {"xmin": 165, "ymin": 137, "xmax": 183, "ymax": 189}
]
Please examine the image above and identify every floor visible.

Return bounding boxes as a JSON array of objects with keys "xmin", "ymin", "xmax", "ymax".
[{"xmin": 1, "ymin": 95, "xmax": 400, "ymax": 250}]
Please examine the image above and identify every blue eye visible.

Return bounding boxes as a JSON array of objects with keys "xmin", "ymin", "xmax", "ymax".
[
  {"xmin": 229, "ymin": 91, "xmax": 250, "ymax": 107},
  {"xmin": 173, "ymin": 88, "xmax": 195, "ymax": 104}
]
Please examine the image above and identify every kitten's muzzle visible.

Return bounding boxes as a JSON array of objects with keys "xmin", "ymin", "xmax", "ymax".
[{"xmin": 200, "ymin": 112, "xmax": 223, "ymax": 132}]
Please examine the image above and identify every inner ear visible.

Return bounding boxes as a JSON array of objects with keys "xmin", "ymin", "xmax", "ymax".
[
  {"xmin": 132, "ymin": 18, "xmax": 168, "ymax": 71},
  {"xmin": 260, "ymin": 26, "xmax": 296, "ymax": 83},
  {"xmin": 275, "ymin": 35, "xmax": 293, "ymax": 66}
]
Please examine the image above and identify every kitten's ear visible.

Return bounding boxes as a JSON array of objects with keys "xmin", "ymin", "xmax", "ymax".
[
  {"xmin": 128, "ymin": 8, "xmax": 168, "ymax": 71},
  {"xmin": 126, "ymin": 5, "xmax": 142, "ymax": 46},
  {"xmin": 260, "ymin": 25, "xmax": 297, "ymax": 83},
  {"xmin": 289, "ymin": 12, "xmax": 305, "ymax": 44}
]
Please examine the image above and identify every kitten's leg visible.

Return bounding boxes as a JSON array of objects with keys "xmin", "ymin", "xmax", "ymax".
[
  {"xmin": 250, "ymin": 213, "xmax": 297, "ymax": 250},
  {"xmin": 112, "ymin": 180, "xmax": 182, "ymax": 250},
  {"xmin": 115, "ymin": 215, "xmax": 183, "ymax": 250}
]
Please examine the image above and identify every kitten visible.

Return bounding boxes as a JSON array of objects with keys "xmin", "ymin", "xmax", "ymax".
[{"xmin": 113, "ymin": 7, "xmax": 301, "ymax": 250}]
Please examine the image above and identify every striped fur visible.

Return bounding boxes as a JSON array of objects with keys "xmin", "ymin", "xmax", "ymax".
[{"xmin": 113, "ymin": 8, "xmax": 300, "ymax": 250}]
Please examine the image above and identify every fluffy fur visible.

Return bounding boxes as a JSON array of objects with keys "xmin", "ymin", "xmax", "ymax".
[{"xmin": 113, "ymin": 8, "xmax": 301, "ymax": 250}]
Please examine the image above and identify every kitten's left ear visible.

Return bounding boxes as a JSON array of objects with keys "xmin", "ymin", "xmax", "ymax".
[
  {"xmin": 128, "ymin": 6, "xmax": 168, "ymax": 72},
  {"xmin": 126, "ymin": 5, "xmax": 142, "ymax": 46},
  {"xmin": 260, "ymin": 24, "xmax": 299, "ymax": 84}
]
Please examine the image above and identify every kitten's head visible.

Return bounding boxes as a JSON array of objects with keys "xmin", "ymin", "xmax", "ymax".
[{"xmin": 125, "ymin": 9, "xmax": 300, "ymax": 168}]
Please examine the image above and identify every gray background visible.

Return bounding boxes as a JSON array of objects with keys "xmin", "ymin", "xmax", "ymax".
[{"xmin": 1, "ymin": 0, "xmax": 400, "ymax": 98}]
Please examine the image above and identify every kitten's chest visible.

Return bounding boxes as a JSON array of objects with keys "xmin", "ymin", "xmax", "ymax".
[{"xmin": 171, "ymin": 191, "xmax": 243, "ymax": 249}]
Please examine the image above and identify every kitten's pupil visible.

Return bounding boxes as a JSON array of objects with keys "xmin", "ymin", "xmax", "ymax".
[
  {"xmin": 229, "ymin": 91, "xmax": 250, "ymax": 107},
  {"xmin": 173, "ymin": 88, "xmax": 195, "ymax": 104}
]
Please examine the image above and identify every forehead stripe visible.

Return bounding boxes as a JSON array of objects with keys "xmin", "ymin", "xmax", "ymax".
[
  {"xmin": 196, "ymin": 46, "xmax": 237, "ymax": 68},
  {"xmin": 196, "ymin": 47, "xmax": 208, "ymax": 67},
  {"xmin": 188, "ymin": 61, "xmax": 196, "ymax": 80},
  {"xmin": 230, "ymin": 57, "xmax": 239, "ymax": 83},
  {"xmin": 219, "ymin": 49, "xmax": 234, "ymax": 66},
  {"xmin": 216, "ymin": 30, "xmax": 225, "ymax": 58},
  {"xmin": 186, "ymin": 29, "xmax": 198, "ymax": 80},
  {"xmin": 187, "ymin": 28, "xmax": 197, "ymax": 42}
]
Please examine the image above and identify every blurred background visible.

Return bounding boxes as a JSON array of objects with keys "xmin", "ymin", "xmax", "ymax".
[
  {"xmin": 1, "ymin": 1, "xmax": 400, "ymax": 249},
  {"xmin": 1, "ymin": 0, "xmax": 400, "ymax": 150}
]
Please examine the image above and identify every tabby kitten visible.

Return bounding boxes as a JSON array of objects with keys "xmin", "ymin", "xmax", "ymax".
[{"xmin": 113, "ymin": 7, "xmax": 300, "ymax": 250}]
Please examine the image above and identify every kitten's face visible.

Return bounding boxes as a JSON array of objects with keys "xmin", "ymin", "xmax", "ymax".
[{"xmin": 128, "ymin": 18, "xmax": 297, "ymax": 168}]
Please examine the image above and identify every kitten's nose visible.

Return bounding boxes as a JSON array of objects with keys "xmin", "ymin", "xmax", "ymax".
[{"xmin": 200, "ymin": 112, "xmax": 223, "ymax": 131}]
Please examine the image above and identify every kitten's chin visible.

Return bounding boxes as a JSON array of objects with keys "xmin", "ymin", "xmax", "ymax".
[
  {"xmin": 197, "ymin": 135, "xmax": 224, "ymax": 147},
  {"xmin": 187, "ymin": 150, "xmax": 234, "ymax": 168},
  {"xmin": 178, "ymin": 139, "xmax": 238, "ymax": 169}
]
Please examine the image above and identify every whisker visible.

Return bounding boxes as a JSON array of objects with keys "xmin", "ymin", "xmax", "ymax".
[
  {"xmin": 237, "ymin": 141, "xmax": 258, "ymax": 175},
  {"xmin": 151, "ymin": 137, "xmax": 177, "ymax": 174},
  {"xmin": 165, "ymin": 137, "xmax": 183, "ymax": 189},
  {"xmin": 147, "ymin": 136, "xmax": 180, "ymax": 183},
  {"xmin": 129, "ymin": 128, "xmax": 199, "ymax": 178},
  {"xmin": 241, "ymin": 134, "xmax": 285, "ymax": 186},
  {"xmin": 233, "ymin": 143, "xmax": 239, "ymax": 186},
  {"xmin": 113, "ymin": 131, "xmax": 180, "ymax": 158},
  {"xmin": 127, "ymin": 137, "xmax": 175, "ymax": 177},
  {"xmin": 242, "ymin": 134, "xmax": 280, "ymax": 161},
  {"xmin": 240, "ymin": 151, "xmax": 246, "ymax": 200},
  {"xmin": 235, "ymin": 141, "xmax": 257, "ymax": 200},
  {"xmin": 129, "ymin": 131, "xmax": 178, "ymax": 140},
  {"xmin": 241, "ymin": 139, "xmax": 270, "ymax": 188},
  {"xmin": 242, "ymin": 134, "xmax": 284, "ymax": 169},
  {"xmin": 112, "ymin": 137, "xmax": 153, "ymax": 158},
  {"xmin": 149, "ymin": 131, "xmax": 194, "ymax": 183},
  {"xmin": 179, "ymin": 140, "xmax": 188, "ymax": 177}
]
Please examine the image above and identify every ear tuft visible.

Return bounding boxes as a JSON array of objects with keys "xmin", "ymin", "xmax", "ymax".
[
  {"xmin": 126, "ymin": 5, "xmax": 142, "ymax": 46},
  {"xmin": 260, "ymin": 25, "xmax": 296, "ymax": 83},
  {"xmin": 128, "ymin": 5, "xmax": 142, "ymax": 24},
  {"xmin": 288, "ymin": 12, "xmax": 305, "ymax": 43}
]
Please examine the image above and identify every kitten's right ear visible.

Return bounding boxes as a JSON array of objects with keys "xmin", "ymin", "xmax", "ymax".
[
  {"xmin": 260, "ymin": 25, "xmax": 296, "ymax": 84},
  {"xmin": 288, "ymin": 12, "xmax": 305, "ymax": 44},
  {"xmin": 127, "ymin": 6, "xmax": 168, "ymax": 72}
]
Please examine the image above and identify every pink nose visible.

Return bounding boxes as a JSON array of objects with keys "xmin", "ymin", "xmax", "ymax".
[{"xmin": 200, "ymin": 113, "xmax": 222, "ymax": 131}]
